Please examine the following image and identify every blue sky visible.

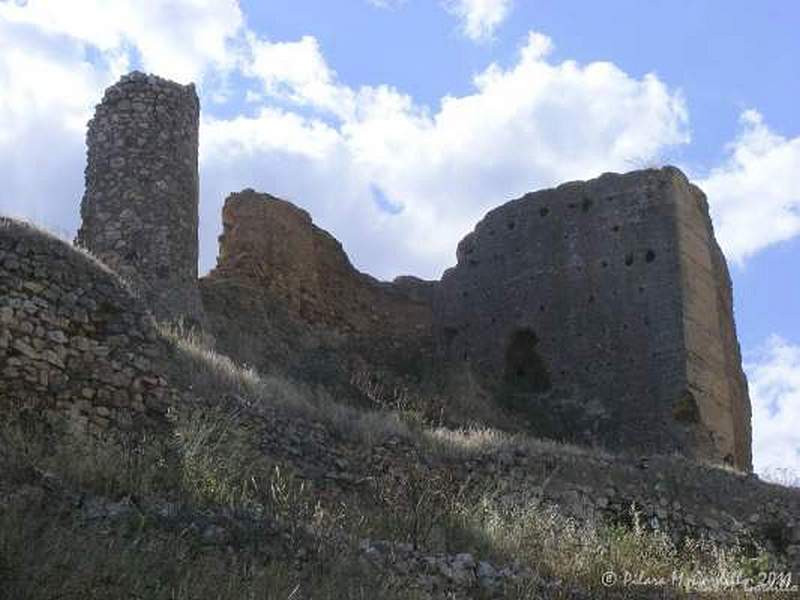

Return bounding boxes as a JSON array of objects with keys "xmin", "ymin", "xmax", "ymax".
[{"xmin": 0, "ymin": 0, "xmax": 798, "ymax": 478}]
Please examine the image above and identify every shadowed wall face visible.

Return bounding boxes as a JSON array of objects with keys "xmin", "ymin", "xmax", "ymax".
[
  {"xmin": 434, "ymin": 168, "xmax": 752, "ymax": 470},
  {"xmin": 76, "ymin": 72, "xmax": 204, "ymax": 327}
]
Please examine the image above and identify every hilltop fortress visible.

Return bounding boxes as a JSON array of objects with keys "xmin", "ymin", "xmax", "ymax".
[{"xmin": 4, "ymin": 72, "xmax": 752, "ymax": 471}]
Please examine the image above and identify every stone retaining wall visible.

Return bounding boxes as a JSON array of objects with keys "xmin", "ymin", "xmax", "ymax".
[{"xmin": 1, "ymin": 218, "xmax": 173, "ymax": 433}]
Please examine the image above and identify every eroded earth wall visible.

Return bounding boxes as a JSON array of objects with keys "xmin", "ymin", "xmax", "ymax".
[{"xmin": 200, "ymin": 190, "xmax": 436, "ymax": 401}]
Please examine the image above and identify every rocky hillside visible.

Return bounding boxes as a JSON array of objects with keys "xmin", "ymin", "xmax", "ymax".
[{"xmin": 1, "ymin": 219, "xmax": 799, "ymax": 599}]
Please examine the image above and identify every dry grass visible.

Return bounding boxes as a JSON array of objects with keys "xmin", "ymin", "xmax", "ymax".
[
  {"xmin": 0, "ymin": 323, "xmax": 788, "ymax": 599},
  {"xmin": 159, "ymin": 321, "xmax": 611, "ymax": 464},
  {"xmin": 1, "ymin": 394, "xmax": 782, "ymax": 600}
]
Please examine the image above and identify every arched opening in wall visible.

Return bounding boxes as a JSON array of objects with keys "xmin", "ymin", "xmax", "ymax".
[{"xmin": 503, "ymin": 329, "xmax": 551, "ymax": 394}]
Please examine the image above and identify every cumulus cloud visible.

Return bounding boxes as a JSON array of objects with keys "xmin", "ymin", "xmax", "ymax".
[
  {"xmin": 700, "ymin": 110, "xmax": 800, "ymax": 265},
  {"xmin": 244, "ymin": 34, "xmax": 355, "ymax": 118},
  {"xmin": 0, "ymin": 0, "xmax": 245, "ymax": 234},
  {"xmin": 0, "ymin": 0, "xmax": 244, "ymax": 84},
  {"xmin": 443, "ymin": 0, "xmax": 514, "ymax": 42},
  {"xmin": 746, "ymin": 336, "xmax": 800, "ymax": 480},
  {"xmin": 201, "ymin": 31, "xmax": 689, "ymax": 278},
  {"xmin": 0, "ymin": 17, "xmax": 107, "ymax": 234}
]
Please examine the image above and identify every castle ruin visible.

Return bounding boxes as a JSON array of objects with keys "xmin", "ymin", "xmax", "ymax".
[
  {"xmin": 434, "ymin": 169, "xmax": 751, "ymax": 469},
  {"xmin": 76, "ymin": 72, "xmax": 205, "ymax": 327},
  {"xmin": 72, "ymin": 73, "xmax": 753, "ymax": 470}
]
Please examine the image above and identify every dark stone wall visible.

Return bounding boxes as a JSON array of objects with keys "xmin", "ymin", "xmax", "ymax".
[
  {"xmin": 434, "ymin": 167, "xmax": 752, "ymax": 470},
  {"xmin": 76, "ymin": 72, "xmax": 204, "ymax": 327}
]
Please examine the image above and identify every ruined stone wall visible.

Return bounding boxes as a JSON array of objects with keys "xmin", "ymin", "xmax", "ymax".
[
  {"xmin": 205, "ymin": 189, "xmax": 434, "ymax": 336},
  {"xmin": 76, "ymin": 71, "xmax": 204, "ymax": 327},
  {"xmin": 0, "ymin": 218, "xmax": 173, "ymax": 433},
  {"xmin": 434, "ymin": 168, "xmax": 752, "ymax": 470},
  {"xmin": 199, "ymin": 189, "xmax": 436, "ymax": 406}
]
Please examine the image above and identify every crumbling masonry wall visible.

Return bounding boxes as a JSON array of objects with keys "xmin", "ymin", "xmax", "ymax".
[
  {"xmin": 434, "ymin": 168, "xmax": 752, "ymax": 470},
  {"xmin": 0, "ymin": 218, "xmax": 173, "ymax": 433},
  {"xmin": 76, "ymin": 72, "xmax": 204, "ymax": 326}
]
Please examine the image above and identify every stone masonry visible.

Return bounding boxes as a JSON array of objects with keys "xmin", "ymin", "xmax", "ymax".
[
  {"xmin": 434, "ymin": 168, "xmax": 752, "ymax": 470},
  {"xmin": 76, "ymin": 71, "xmax": 204, "ymax": 327},
  {"xmin": 0, "ymin": 218, "xmax": 173, "ymax": 433}
]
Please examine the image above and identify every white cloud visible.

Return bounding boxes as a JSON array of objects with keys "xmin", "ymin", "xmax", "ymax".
[
  {"xmin": 0, "ymin": 0, "xmax": 244, "ymax": 84},
  {"xmin": 0, "ymin": 17, "xmax": 107, "ymax": 234},
  {"xmin": 206, "ymin": 30, "xmax": 689, "ymax": 278},
  {"xmin": 366, "ymin": 0, "xmax": 408, "ymax": 9},
  {"xmin": 0, "ymin": 0, "xmax": 245, "ymax": 234},
  {"xmin": 746, "ymin": 336, "xmax": 800, "ymax": 481},
  {"xmin": 700, "ymin": 110, "xmax": 800, "ymax": 265},
  {"xmin": 244, "ymin": 34, "xmax": 355, "ymax": 118},
  {"xmin": 443, "ymin": 0, "xmax": 514, "ymax": 42}
]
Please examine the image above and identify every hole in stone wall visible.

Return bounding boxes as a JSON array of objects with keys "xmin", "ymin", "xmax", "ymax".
[
  {"xmin": 468, "ymin": 259, "xmax": 479, "ymax": 267},
  {"xmin": 588, "ymin": 295, "xmax": 595, "ymax": 304},
  {"xmin": 539, "ymin": 304, "xmax": 546, "ymax": 312},
  {"xmin": 443, "ymin": 326, "xmax": 458, "ymax": 347},
  {"xmin": 601, "ymin": 260, "xmax": 608, "ymax": 268},
  {"xmin": 625, "ymin": 253, "xmax": 634, "ymax": 266},
  {"xmin": 581, "ymin": 197, "xmax": 593, "ymax": 212},
  {"xmin": 540, "ymin": 207, "xmax": 550, "ymax": 217},
  {"xmin": 504, "ymin": 329, "xmax": 551, "ymax": 393},
  {"xmin": 612, "ymin": 225, "xmax": 620, "ymax": 232},
  {"xmin": 673, "ymin": 391, "xmax": 700, "ymax": 424},
  {"xmin": 507, "ymin": 221, "xmax": 516, "ymax": 230},
  {"xmin": 646, "ymin": 249, "xmax": 656, "ymax": 263}
]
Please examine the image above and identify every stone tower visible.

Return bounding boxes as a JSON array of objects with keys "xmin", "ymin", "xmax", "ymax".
[
  {"xmin": 77, "ymin": 71, "xmax": 204, "ymax": 327},
  {"xmin": 435, "ymin": 167, "xmax": 752, "ymax": 471}
]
